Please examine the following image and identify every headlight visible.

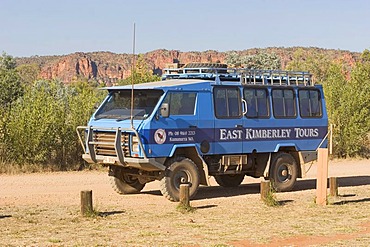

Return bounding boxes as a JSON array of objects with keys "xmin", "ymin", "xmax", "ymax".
[
  {"xmin": 131, "ymin": 135, "xmax": 139, "ymax": 153},
  {"xmin": 132, "ymin": 144, "xmax": 139, "ymax": 153},
  {"xmin": 132, "ymin": 135, "xmax": 139, "ymax": 143}
]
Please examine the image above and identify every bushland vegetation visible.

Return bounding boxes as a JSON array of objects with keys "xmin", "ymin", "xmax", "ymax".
[{"xmin": 0, "ymin": 49, "xmax": 369, "ymax": 172}]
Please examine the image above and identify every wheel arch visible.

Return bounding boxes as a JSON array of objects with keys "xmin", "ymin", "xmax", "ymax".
[
  {"xmin": 169, "ymin": 146, "xmax": 210, "ymax": 186},
  {"xmin": 268, "ymin": 146, "xmax": 302, "ymax": 178}
]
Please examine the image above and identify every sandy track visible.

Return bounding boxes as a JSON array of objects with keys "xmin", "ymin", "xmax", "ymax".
[
  {"xmin": 0, "ymin": 159, "xmax": 369, "ymax": 246},
  {"xmin": 1, "ymin": 159, "xmax": 369, "ymax": 206}
]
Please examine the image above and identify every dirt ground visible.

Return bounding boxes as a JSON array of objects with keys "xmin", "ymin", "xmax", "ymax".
[{"xmin": 0, "ymin": 159, "xmax": 369, "ymax": 246}]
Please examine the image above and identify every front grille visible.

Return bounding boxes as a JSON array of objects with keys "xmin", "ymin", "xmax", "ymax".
[{"xmin": 93, "ymin": 131, "xmax": 130, "ymax": 157}]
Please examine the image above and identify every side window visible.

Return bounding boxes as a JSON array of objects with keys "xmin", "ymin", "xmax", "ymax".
[
  {"xmin": 214, "ymin": 87, "xmax": 241, "ymax": 118},
  {"xmin": 163, "ymin": 92, "xmax": 196, "ymax": 115},
  {"xmin": 243, "ymin": 88, "xmax": 269, "ymax": 118},
  {"xmin": 299, "ymin": 89, "xmax": 322, "ymax": 118},
  {"xmin": 272, "ymin": 89, "xmax": 296, "ymax": 118}
]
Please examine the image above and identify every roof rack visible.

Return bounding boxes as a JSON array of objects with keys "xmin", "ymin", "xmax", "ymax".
[{"xmin": 162, "ymin": 67, "xmax": 314, "ymax": 86}]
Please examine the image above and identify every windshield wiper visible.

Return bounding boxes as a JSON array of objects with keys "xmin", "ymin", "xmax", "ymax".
[
  {"xmin": 94, "ymin": 115, "xmax": 107, "ymax": 120},
  {"xmin": 95, "ymin": 114, "xmax": 120, "ymax": 120}
]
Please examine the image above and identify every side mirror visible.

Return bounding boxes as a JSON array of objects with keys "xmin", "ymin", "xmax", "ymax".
[
  {"xmin": 94, "ymin": 102, "xmax": 100, "ymax": 110},
  {"xmin": 160, "ymin": 103, "xmax": 169, "ymax": 118}
]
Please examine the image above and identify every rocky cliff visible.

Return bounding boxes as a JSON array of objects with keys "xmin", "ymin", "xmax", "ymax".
[{"xmin": 15, "ymin": 48, "xmax": 358, "ymax": 85}]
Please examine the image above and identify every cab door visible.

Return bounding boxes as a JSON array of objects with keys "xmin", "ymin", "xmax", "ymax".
[
  {"xmin": 150, "ymin": 91, "xmax": 198, "ymax": 157},
  {"xmin": 213, "ymin": 86, "xmax": 243, "ymax": 154}
]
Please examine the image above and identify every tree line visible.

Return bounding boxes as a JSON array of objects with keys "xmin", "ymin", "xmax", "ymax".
[{"xmin": 0, "ymin": 50, "xmax": 369, "ymax": 172}]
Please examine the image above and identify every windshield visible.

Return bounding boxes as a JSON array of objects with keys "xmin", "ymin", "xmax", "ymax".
[{"xmin": 95, "ymin": 89, "xmax": 163, "ymax": 120}]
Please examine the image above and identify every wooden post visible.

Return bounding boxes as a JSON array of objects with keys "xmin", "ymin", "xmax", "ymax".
[
  {"xmin": 179, "ymin": 184, "xmax": 190, "ymax": 207},
  {"xmin": 316, "ymin": 148, "xmax": 329, "ymax": 206},
  {"xmin": 329, "ymin": 124, "xmax": 333, "ymax": 155},
  {"xmin": 81, "ymin": 190, "xmax": 93, "ymax": 216},
  {"xmin": 329, "ymin": 177, "xmax": 338, "ymax": 197},
  {"xmin": 260, "ymin": 180, "xmax": 270, "ymax": 201}
]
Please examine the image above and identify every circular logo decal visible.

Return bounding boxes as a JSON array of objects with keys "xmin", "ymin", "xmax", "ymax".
[{"xmin": 154, "ymin": 129, "xmax": 166, "ymax": 144}]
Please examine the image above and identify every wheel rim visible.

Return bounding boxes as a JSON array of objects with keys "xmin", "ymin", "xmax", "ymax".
[
  {"xmin": 172, "ymin": 169, "xmax": 192, "ymax": 190},
  {"xmin": 277, "ymin": 163, "xmax": 291, "ymax": 183},
  {"xmin": 123, "ymin": 174, "xmax": 139, "ymax": 185}
]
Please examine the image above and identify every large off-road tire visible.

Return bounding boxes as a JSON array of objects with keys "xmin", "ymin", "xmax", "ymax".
[
  {"xmin": 160, "ymin": 157, "xmax": 200, "ymax": 202},
  {"xmin": 269, "ymin": 152, "xmax": 298, "ymax": 192},
  {"xmin": 110, "ymin": 173, "xmax": 146, "ymax": 194},
  {"xmin": 214, "ymin": 174, "xmax": 245, "ymax": 187}
]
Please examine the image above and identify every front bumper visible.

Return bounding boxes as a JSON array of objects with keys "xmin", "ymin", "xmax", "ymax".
[{"xmin": 82, "ymin": 153, "xmax": 165, "ymax": 171}]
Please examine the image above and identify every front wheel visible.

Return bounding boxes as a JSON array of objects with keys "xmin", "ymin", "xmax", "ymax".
[
  {"xmin": 110, "ymin": 168, "xmax": 146, "ymax": 194},
  {"xmin": 269, "ymin": 152, "xmax": 298, "ymax": 192},
  {"xmin": 160, "ymin": 158, "xmax": 200, "ymax": 202}
]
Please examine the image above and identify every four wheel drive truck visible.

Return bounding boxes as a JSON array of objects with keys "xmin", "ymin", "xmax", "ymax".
[{"xmin": 77, "ymin": 64, "xmax": 328, "ymax": 201}]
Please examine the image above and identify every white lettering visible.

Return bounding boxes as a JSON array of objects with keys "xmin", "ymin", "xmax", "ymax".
[
  {"xmin": 169, "ymin": 137, "xmax": 188, "ymax": 142},
  {"xmin": 220, "ymin": 128, "xmax": 321, "ymax": 140},
  {"xmin": 220, "ymin": 129, "xmax": 243, "ymax": 140},
  {"xmin": 220, "ymin": 129, "xmax": 227, "ymax": 140},
  {"xmin": 244, "ymin": 128, "xmax": 291, "ymax": 140},
  {"xmin": 294, "ymin": 128, "xmax": 319, "ymax": 138},
  {"xmin": 246, "ymin": 129, "xmax": 253, "ymax": 139},
  {"xmin": 284, "ymin": 129, "xmax": 291, "ymax": 138}
]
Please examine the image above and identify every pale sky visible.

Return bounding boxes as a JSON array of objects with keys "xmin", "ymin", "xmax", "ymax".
[{"xmin": 1, "ymin": 0, "xmax": 369, "ymax": 57}]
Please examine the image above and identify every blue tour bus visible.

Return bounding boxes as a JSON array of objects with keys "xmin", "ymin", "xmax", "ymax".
[{"xmin": 77, "ymin": 65, "xmax": 328, "ymax": 201}]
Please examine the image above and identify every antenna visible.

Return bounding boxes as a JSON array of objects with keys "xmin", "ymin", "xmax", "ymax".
[{"xmin": 130, "ymin": 22, "xmax": 136, "ymax": 128}]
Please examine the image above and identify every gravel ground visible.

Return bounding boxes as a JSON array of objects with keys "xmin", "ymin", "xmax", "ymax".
[{"xmin": 0, "ymin": 159, "xmax": 369, "ymax": 246}]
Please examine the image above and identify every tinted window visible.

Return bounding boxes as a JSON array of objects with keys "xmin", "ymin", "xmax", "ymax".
[
  {"xmin": 214, "ymin": 87, "xmax": 241, "ymax": 118},
  {"xmin": 163, "ymin": 92, "xmax": 197, "ymax": 115},
  {"xmin": 299, "ymin": 89, "xmax": 322, "ymax": 118},
  {"xmin": 244, "ymin": 88, "xmax": 269, "ymax": 118},
  {"xmin": 272, "ymin": 89, "xmax": 296, "ymax": 118}
]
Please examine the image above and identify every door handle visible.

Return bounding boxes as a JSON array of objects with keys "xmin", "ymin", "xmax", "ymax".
[
  {"xmin": 189, "ymin": 125, "xmax": 197, "ymax": 129},
  {"xmin": 235, "ymin": 124, "xmax": 243, "ymax": 128}
]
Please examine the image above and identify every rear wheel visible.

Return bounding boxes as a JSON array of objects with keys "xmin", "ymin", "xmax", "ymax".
[
  {"xmin": 160, "ymin": 157, "xmax": 200, "ymax": 201},
  {"xmin": 269, "ymin": 152, "xmax": 298, "ymax": 192},
  {"xmin": 214, "ymin": 174, "xmax": 245, "ymax": 187},
  {"xmin": 110, "ymin": 168, "xmax": 146, "ymax": 194}
]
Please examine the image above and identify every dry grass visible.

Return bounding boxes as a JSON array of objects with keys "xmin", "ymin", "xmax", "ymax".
[
  {"xmin": 1, "ymin": 185, "xmax": 369, "ymax": 246},
  {"xmin": 0, "ymin": 161, "xmax": 103, "ymax": 174}
]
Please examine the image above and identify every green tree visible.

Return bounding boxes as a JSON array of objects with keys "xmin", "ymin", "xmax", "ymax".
[
  {"xmin": 286, "ymin": 48, "xmax": 331, "ymax": 83},
  {"xmin": 4, "ymin": 79, "xmax": 105, "ymax": 168},
  {"xmin": 323, "ymin": 63, "xmax": 348, "ymax": 157},
  {"xmin": 0, "ymin": 53, "xmax": 24, "ymax": 163},
  {"xmin": 323, "ymin": 50, "xmax": 370, "ymax": 157},
  {"xmin": 0, "ymin": 52, "xmax": 16, "ymax": 70},
  {"xmin": 243, "ymin": 52, "xmax": 281, "ymax": 70},
  {"xmin": 16, "ymin": 63, "xmax": 40, "ymax": 85},
  {"xmin": 117, "ymin": 54, "xmax": 160, "ymax": 85},
  {"xmin": 64, "ymin": 81, "xmax": 106, "ymax": 167},
  {"xmin": 225, "ymin": 51, "xmax": 242, "ymax": 67},
  {"xmin": 225, "ymin": 51, "xmax": 281, "ymax": 69},
  {"xmin": 341, "ymin": 51, "xmax": 370, "ymax": 156},
  {"xmin": 0, "ymin": 53, "xmax": 23, "ymax": 107},
  {"xmin": 5, "ymin": 80, "xmax": 66, "ymax": 165}
]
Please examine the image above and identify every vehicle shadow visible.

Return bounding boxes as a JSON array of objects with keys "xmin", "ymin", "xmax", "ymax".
[
  {"xmin": 293, "ymin": 175, "xmax": 370, "ymax": 192},
  {"xmin": 97, "ymin": 211, "xmax": 125, "ymax": 217},
  {"xmin": 143, "ymin": 175, "xmax": 369, "ymax": 201},
  {"xmin": 0, "ymin": 215, "xmax": 12, "ymax": 219},
  {"xmin": 333, "ymin": 198, "xmax": 370, "ymax": 205},
  {"xmin": 195, "ymin": 175, "xmax": 370, "ymax": 200}
]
